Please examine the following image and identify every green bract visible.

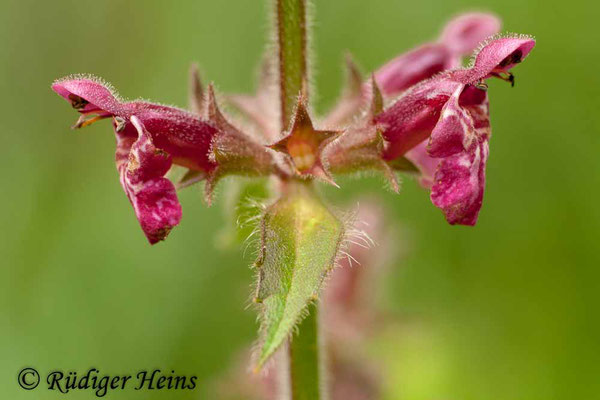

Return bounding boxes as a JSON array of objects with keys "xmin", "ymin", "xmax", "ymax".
[{"xmin": 254, "ymin": 182, "xmax": 343, "ymax": 367}]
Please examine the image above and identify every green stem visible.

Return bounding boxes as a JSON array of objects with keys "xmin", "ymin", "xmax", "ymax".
[
  {"xmin": 274, "ymin": 2, "xmax": 322, "ymax": 399},
  {"xmin": 276, "ymin": 0, "xmax": 308, "ymax": 130},
  {"xmin": 289, "ymin": 303, "xmax": 323, "ymax": 400}
]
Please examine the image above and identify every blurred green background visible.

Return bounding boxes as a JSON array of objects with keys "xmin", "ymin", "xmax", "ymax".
[{"xmin": 1, "ymin": 0, "xmax": 598, "ymax": 399}]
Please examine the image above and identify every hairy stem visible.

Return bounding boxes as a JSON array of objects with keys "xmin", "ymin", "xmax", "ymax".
[
  {"xmin": 276, "ymin": 0, "xmax": 308, "ymax": 131},
  {"xmin": 273, "ymin": 1, "xmax": 323, "ymax": 399},
  {"xmin": 289, "ymin": 302, "xmax": 323, "ymax": 400}
]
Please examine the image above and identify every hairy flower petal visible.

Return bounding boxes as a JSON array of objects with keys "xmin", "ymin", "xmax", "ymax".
[
  {"xmin": 123, "ymin": 102, "xmax": 218, "ymax": 172},
  {"xmin": 52, "ymin": 76, "xmax": 218, "ymax": 173},
  {"xmin": 375, "ymin": 44, "xmax": 454, "ymax": 96},
  {"xmin": 430, "ymin": 88, "xmax": 491, "ymax": 225},
  {"xmin": 431, "ymin": 138, "xmax": 488, "ymax": 225},
  {"xmin": 456, "ymin": 35, "xmax": 536, "ymax": 84},
  {"xmin": 117, "ymin": 116, "xmax": 182, "ymax": 244},
  {"xmin": 376, "ymin": 76, "xmax": 462, "ymax": 159},
  {"xmin": 52, "ymin": 75, "xmax": 122, "ymax": 114},
  {"xmin": 427, "ymin": 84, "xmax": 474, "ymax": 157}
]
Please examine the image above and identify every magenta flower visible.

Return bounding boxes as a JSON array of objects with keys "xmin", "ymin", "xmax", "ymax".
[
  {"xmin": 322, "ymin": 13, "xmax": 500, "ymax": 128},
  {"xmin": 376, "ymin": 35, "xmax": 536, "ymax": 224},
  {"xmin": 52, "ymin": 76, "xmax": 218, "ymax": 243},
  {"xmin": 375, "ymin": 12, "xmax": 501, "ymax": 96},
  {"xmin": 52, "ymin": 76, "xmax": 274, "ymax": 243}
]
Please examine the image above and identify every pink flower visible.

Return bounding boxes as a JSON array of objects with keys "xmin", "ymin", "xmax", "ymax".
[
  {"xmin": 376, "ymin": 35, "xmax": 535, "ymax": 225},
  {"xmin": 52, "ymin": 75, "xmax": 218, "ymax": 243},
  {"xmin": 374, "ymin": 12, "xmax": 501, "ymax": 96},
  {"xmin": 322, "ymin": 13, "xmax": 500, "ymax": 129}
]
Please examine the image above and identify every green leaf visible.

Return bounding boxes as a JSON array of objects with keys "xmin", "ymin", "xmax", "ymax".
[{"xmin": 254, "ymin": 182, "xmax": 343, "ymax": 368}]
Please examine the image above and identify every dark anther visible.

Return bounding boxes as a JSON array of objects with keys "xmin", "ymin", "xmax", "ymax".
[
  {"xmin": 499, "ymin": 49, "xmax": 523, "ymax": 67},
  {"xmin": 68, "ymin": 94, "xmax": 89, "ymax": 110}
]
